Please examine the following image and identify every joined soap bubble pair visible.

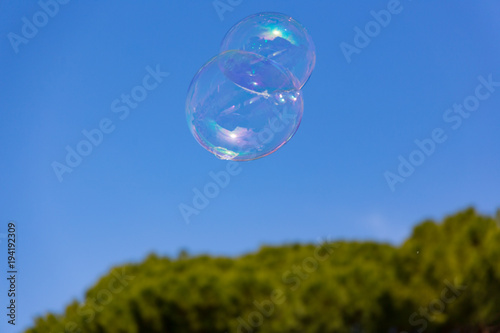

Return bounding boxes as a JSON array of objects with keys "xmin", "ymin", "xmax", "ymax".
[{"xmin": 186, "ymin": 12, "xmax": 316, "ymax": 161}]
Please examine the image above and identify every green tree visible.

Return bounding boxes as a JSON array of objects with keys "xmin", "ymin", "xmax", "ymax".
[{"xmin": 25, "ymin": 208, "xmax": 500, "ymax": 333}]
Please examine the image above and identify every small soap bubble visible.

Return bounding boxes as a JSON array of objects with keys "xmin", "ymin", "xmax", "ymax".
[{"xmin": 221, "ymin": 12, "xmax": 316, "ymax": 89}]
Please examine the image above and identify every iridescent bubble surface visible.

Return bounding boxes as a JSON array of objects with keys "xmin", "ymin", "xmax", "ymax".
[
  {"xmin": 186, "ymin": 12, "xmax": 315, "ymax": 161},
  {"xmin": 220, "ymin": 12, "xmax": 316, "ymax": 89},
  {"xmin": 186, "ymin": 50, "xmax": 303, "ymax": 161}
]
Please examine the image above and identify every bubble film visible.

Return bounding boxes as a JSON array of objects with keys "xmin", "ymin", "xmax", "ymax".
[
  {"xmin": 186, "ymin": 50, "xmax": 303, "ymax": 161},
  {"xmin": 186, "ymin": 12, "xmax": 315, "ymax": 161},
  {"xmin": 220, "ymin": 12, "xmax": 316, "ymax": 89}
]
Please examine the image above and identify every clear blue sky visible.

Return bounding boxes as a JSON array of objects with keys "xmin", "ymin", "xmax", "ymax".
[{"xmin": 0, "ymin": 1, "xmax": 499, "ymax": 331}]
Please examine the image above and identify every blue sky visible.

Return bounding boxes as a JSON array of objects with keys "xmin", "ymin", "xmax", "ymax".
[{"xmin": 0, "ymin": 0, "xmax": 499, "ymax": 331}]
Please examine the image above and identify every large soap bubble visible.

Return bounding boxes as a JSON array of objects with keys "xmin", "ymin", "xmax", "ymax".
[
  {"xmin": 186, "ymin": 12, "xmax": 314, "ymax": 161},
  {"xmin": 186, "ymin": 50, "xmax": 303, "ymax": 161},
  {"xmin": 221, "ymin": 12, "xmax": 316, "ymax": 89}
]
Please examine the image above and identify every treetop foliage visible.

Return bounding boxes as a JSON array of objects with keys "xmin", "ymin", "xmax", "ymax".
[{"xmin": 26, "ymin": 208, "xmax": 500, "ymax": 332}]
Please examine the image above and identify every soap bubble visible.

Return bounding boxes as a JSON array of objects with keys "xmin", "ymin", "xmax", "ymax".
[
  {"xmin": 221, "ymin": 12, "xmax": 316, "ymax": 89},
  {"xmin": 186, "ymin": 12, "xmax": 315, "ymax": 161},
  {"xmin": 186, "ymin": 50, "xmax": 303, "ymax": 161}
]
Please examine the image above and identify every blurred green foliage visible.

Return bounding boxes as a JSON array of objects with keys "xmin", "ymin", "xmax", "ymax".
[{"xmin": 26, "ymin": 208, "xmax": 500, "ymax": 332}]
